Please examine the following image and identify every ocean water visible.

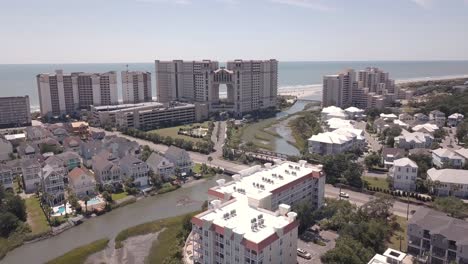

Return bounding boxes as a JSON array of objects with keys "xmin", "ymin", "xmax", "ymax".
[{"xmin": 0, "ymin": 61, "xmax": 467, "ymax": 110}]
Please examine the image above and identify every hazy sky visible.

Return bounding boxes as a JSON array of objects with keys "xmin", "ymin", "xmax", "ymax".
[{"xmin": 1, "ymin": 0, "xmax": 468, "ymax": 63}]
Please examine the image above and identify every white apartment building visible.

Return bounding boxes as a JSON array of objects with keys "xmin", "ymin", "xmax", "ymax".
[
  {"xmin": 323, "ymin": 67, "xmax": 397, "ymax": 109},
  {"xmin": 37, "ymin": 70, "xmax": 118, "ymax": 116},
  {"xmin": 156, "ymin": 59, "xmax": 278, "ymax": 117},
  {"xmin": 427, "ymin": 168, "xmax": 468, "ymax": 198},
  {"xmin": 308, "ymin": 127, "xmax": 365, "ymax": 156},
  {"xmin": 320, "ymin": 106, "xmax": 348, "ymax": 121},
  {"xmin": 432, "ymin": 148, "xmax": 465, "ymax": 169},
  {"xmin": 121, "ymin": 71, "xmax": 152, "ymax": 104},
  {"xmin": 191, "ymin": 161, "xmax": 325, "ymax": 264},
  {"xmin": 388, "ymin": 158, "xmax": 418, "ymax": 192},
  {"xmin": 0, "ymin": 96, "xmax": 31, "ymax": 128}
]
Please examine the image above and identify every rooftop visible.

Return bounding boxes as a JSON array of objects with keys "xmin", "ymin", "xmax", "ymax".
[
  {"xmin": 432, "ymin": 148, "xmax": 463, "ymax": 159},
  {"xmin": 4, "ymin": 134, "xmax": 26, "ymax": 141},
  {"xmin": 210, "ymin": 161, "xmax": 323, "ymax": 202},
  {"xmin": 309, "ymin": 127, "xmax": 363, "ymax": 144},
  {"xmin": 393, "ymin": 157, "xmax": 418, "ymax": 168},
  {"xmin": 427, "ymin": 168, "xmax": 468, "ymax": 185}
]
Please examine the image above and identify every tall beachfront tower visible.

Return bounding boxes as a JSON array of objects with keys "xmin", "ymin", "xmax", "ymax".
[
  {"xmin": 155, "ymin": 59, "xmax": 278, "ymax": 117},
  {"xmin": 121, "ymin": 71, "xmax": 152, "ymax": 104}
]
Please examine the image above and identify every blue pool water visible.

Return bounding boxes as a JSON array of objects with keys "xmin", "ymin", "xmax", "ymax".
[
  {"xmin": 56, "ymin": 206, "xmax": 65, "ymax": 214},
  {"xmin": 87, "ymin": 197, "xmax": 102, "ymax": 205}
]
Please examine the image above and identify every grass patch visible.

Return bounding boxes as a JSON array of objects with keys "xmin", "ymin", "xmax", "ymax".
[
  {"xmin": 111, "ymin": 191, "xmax": 129, "ymax": 201},
  {"xmin": 46, "ymin": 238, "xmax": 109, "ymax": 264},
  {"xmin": 193, "ymin": 163, "xmax": 202, "ymax": 174},
  {"xmin": 148, "ymin": 122, "xmax": 211, "ymax": 143},
  {"xmin": 388, "ymin": 216, "xmax": 408, "ymax": 252},
  {"xmin": 240, "ymin": 117, "xmax": 278, "ymax": 150},
  {"xmin": 363, "ymin": 176, "xmax": 390, "ymax": 191},
  {"xmin": 25, "ymin": 197, "xmax": 50, "ymax": 235}
]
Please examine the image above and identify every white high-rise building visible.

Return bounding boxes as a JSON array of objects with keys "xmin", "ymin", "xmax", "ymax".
[
  {"xmin": 191, "ymin": 160, "xmax": 325, "ymax": 264},
  {"xmin": 155, "ymin": 59, "xmax": 278, "ymax": 117},
  {"xmin": 37, "ymin": 70, "xmax": 118, "ymax": 116},
  {"xmin": 121, "ymin": 71, "xmax": 152, "ymax": 103}
]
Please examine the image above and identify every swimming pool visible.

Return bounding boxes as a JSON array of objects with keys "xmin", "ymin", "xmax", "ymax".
[
  {"xmin": 56, "ymin": 206, "xmax": 65, "ymax": 214},
  {"xmin": 87, "ymin": 197, "xmax": 102, "ymax": 205}
]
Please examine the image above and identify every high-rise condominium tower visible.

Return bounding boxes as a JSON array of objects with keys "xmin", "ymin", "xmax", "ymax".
[
  {"xmin": 37, "ymin": 70, "xmax": 118, "ymax": 116},
  {"xmin": 121, "ymin": 71, "xmax": 152, "ymax": 104},
  {"xmin": 322, "ymin": 67, "xmax": 396, "ymax": 109},
  {"xmin": 155, "ymin": 59, "xmax": 278, "ymax": 116},
  {"xmin": 0, "ymin": 96, "xmax": 31, "ymax": 128}
]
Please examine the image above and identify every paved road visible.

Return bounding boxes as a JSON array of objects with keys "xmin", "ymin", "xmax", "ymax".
[
  {"xmin": 440, "ymin": 126, "xmax": 460, "ymax": 150},
  {"xmin": 91, "ymin": 126, "xmax": 249, "ymax": 174},
  {"xmin": 355, "ymin": 121, "xmax": 382, "ymax": 153},
  {"xmin": 325, "ymin": 184, "xmax": 421, "ymax": 219}
]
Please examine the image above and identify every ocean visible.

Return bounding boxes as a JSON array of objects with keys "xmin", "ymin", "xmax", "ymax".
[{"xmin": 0, "ymin": 61, "xmax": 467, "ymax": 110}]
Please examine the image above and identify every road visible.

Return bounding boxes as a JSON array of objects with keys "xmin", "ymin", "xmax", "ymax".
[
  {"xmin": 325, "ymin": 184, "xmax": 421, "ymax": 218},
  {"xmin": 355, "ymin": 121, "xmax": 382, "ymax": 153}
]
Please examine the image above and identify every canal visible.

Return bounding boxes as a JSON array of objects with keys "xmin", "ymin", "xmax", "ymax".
[{"xmin": 1, "ymin": 175, "xmax": 229, "ymax": 264}]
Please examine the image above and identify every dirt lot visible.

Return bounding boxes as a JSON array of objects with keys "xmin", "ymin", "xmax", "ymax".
[{"xmin": 297, "ymin": 230, "xmax": 338, "ymax": 264}]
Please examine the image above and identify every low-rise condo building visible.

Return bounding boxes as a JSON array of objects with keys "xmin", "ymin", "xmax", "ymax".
[
  {"xmin": 407, "ymin": 208, "xmax": 468, "ymax": 264},
  {"xmin": 388, "ymin": 158, "xmax": 418, "ymax": 192},
  {"xmin": 308, "ymin": 127, "xmax": 365, "ymax": 156},
  {"xmin": 432, "ymin": 148, "xmax": 465, "ymax": 169},
  {"xmin": 191, "ymin": 161, "xmax": 325, "ymax": 264},
  {"xmin": 395, "ymin": 130, "xmax": 433, "ymax": 149},
  {"xmin": 427, "ymin": 168, "xmax": 468, "ymax": 198}
]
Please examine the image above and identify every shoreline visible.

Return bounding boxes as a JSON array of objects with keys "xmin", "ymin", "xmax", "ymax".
[{"xmin": 278, "ymin": 74, "xmax": 468, "ymax": 100}]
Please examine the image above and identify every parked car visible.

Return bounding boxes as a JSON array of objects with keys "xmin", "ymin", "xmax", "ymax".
[
  {"xmin": 297, "ymin": 248, "xmax": 312, "ymax": 259},
  {"xmin": 339, "ymin": 192, "xmax": 349, "ymax": 198}
]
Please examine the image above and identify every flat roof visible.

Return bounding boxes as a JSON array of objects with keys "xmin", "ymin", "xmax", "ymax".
[
  {"xmin": 5, "ymin": 134, "xmax": 26, "ymax": 140},
  {"xmin": 198, "ymin": 196, "xmax": 294, "ymax": 244},
  {"xmin": 211, "ymin": 161, "xmax": 323, "ymax": 201}
]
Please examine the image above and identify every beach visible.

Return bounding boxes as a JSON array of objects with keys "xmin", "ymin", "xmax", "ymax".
[{"xmin": 278, "ymin": 74, "xmax": 468, "ymax": 100}]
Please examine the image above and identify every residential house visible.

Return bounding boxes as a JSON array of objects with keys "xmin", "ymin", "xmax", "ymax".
[
  {"xmin": 399, "ymin": 113, "xmax": 414, "ymax": 123},
  {"xmin": 68, "ymin": 167, "xmax": 96, "ymax": 198},
  {"xmin": 429, "ymin": 110, "xmax": 446, "ymax": 127},
  {"xmin": 308, "ymin": 127, "xmax": 365, "ymax": 155},
  {"xmin": 380, "ymin": 113, "xmax": 398, "ymax": 121},
  {"xmin": 412, "ymin": 123, "xmax": 439, "ymax": 134},
  {"xmin": 454, "ymin": 148, "xmax": 468, "ymax": 164},
  {"xmin": 25, "ymin": 126, "xmax": 52, "ymax": 141},
  {"xmin": 50, "ymin": 127, "xmax": 68, "ymax": 143},
  {"xmin": 409, "ymin": 148, "xmax": 432, "ymax": 157},
  {"xmin": 4, "ymin": 133, "xmax": 26, "ymax": 146},
  {"xmin": 92, "ymin": 151, "xmax": 121, "ymax": 186},
  {"xmin": 62, "ymin": 136, "xmax": 82, "ymax": 152},
  {"xmin": 164, "ymin": 146, "xmax": 193, "ymax": 175},
  {"xmin": 407, "ymin": 208, "xmax": 468, "ymax": 264},
  {"xmin": 394, "ymin": 130, "xmax": 433, "ymax": 149},
  {"xmin": 103, "ymin": 136, "xmax": 140, "ymax": 158},
  {"xmin": 36, "ymin": 137, "xmax": 62, "ymax": 153},
  {"xmin": 42, "ymin": 164, "xmax": 65, "ymax": 206},
  {"xmin": 69, "ymin": 121, "xmax": 89, "ymax": 138},
  {"xmin": 344, "ymin": 106, "xmax": 365, "ymax": 120},
  {"xmin": 21, "ymin": 158, "xmax": 42, "ymax": 193},
  {"xmin": 90, "ymin": 131, "xmax": 105, "ymax": 140},
  {"xmin": 0, "ymin": 138, "xmax": 13, "ymax": 161},
  {"xmin": 368, "ymin": 248, "xmax": 413, "ymax": 264},
  {"xmin": 447, "ymin": 113, "xmax": 464, "ymax": 127},
  {"xmin": 119, "ymin": 155, "xmax": 149, "ymax": 186},
  {"xmin": 0, "ymin": 165, "xmax": 14, "ymax": 190},
  {"xmin": 80, "ymin": 140, "xmax": 103, "ymax": 167},
  {"xmin": 381, "ymin": 148, "xmax": 406, "ymax": 169},
  {"xmin": 321, "ymin": 106, "xmax": 348, "ymax": 121},
  {"xmin": 17, "ymin": 142, "xmax": 40, "ymax": 159},
  {"xmin": 4, "ymin": 159, "xmax": 22, "ymax": 176},
  {"xmin": 57, "ymin": 151, "xmax": 81, "ymax": 171},
  {"xmin": 427, "ymin": 168, "xmax": 468, "ymax": 198},
  {"xmin": 432, "ymin": 148, "xmax": 465, "ymax": 169},
  {"xmin": 388, "ymin": 158, "xmax": 418, "ymax": 192},
  {"xmin": 146, "ymin": 152, "xmax": 174, "ymax": 181},
  {"xmin": 44, "ymin": 156, "xmax": 67, "ymax": 183},
  {"xmin": 413, "ymin": 113, "xmax": 429, "ymax": 122}
]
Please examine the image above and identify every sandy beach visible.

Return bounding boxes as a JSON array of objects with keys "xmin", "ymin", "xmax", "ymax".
[{"xmin": 278, "ymin": 74, "xmax": 468, "ymax": 100}]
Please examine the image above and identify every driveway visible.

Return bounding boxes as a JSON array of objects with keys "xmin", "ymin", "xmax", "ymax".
[{"xmin": 297, "ymin": 230, "xmax": 338, "ymax": 264}]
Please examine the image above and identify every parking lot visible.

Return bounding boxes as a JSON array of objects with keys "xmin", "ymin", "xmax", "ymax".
[{"xmin": 297, "ymin": 230, "xmax": 338, "ymax": 264}]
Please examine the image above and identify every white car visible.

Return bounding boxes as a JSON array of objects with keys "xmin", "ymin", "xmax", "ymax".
[
  {"xmin": 339, "ymin": 192, "xmax": 350, "ymax": 198},
  {"xmin": 297, "ymin": 248, "xmax": 311, "ymax": 259}
]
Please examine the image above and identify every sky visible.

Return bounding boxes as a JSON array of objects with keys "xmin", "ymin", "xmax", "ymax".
[{"xmin": 1, "ymin": 0, "xmax": 468, "ymax": 63}]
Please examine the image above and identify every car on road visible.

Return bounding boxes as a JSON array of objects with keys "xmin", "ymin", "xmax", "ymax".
[
  {"xmin": 339, "ymin": 192, "xmax": 349, "ymax": 198},
  {"xmin": 297, "ymin": 248, "xmax": 312, "ymax": 259}
]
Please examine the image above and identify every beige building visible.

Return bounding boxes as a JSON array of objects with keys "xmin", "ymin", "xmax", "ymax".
[
  {"xmin": 37, "ymin": 70, "xmax": 118, "ymax": 116},
  {"xmin": 121, "ymin": 71, "xmax": 152, "ymax": 104},
  {"xmin": 156, "ymin": 59, "xmax": 278, "ymax": 117},
  {"xmin": 0, "ymin": 96, "xmax": 31, "ymax": 128}
]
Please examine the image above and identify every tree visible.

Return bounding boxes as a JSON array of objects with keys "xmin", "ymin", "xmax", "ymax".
[
  {"xmin": 83, "ymin": 196, "xmax": 90, "ymax": 213},
  {"xmin": 321, "ymin": 236, "xmax": 374, "ymax": 264},
  {"xmin": 433, "ymin": 196, "xmax": 466, "ymax": 218},
  {"xmin": 3, "ymin": 194, "xmax": 27, "ymax": 221},
  {"xmin": 102, "ymin": 191, "xmax": 112, "ymax": 203},
  {"xmin": 409, "ymin": 154, "xmax": 432, "ymax": 179},
  {"xmin": 359, "ymin": 194, "xmax": 394, "ymax": 221},
  {"xmin": 0, "ymin": 212, "xmax": 20, "ymax": 237},
  {"xmin": 207, "ymin": 156, "xmax": 213, "ymax": 164},
  {"xmin": 364, "ymin": 152, "xmax": 380, "ymax": 169},
  {"xmin": 293, "ymin": 202, "xmax": 314, "ymax": 234}
]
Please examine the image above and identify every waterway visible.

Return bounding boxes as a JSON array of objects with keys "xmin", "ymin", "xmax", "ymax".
[{"xmin": 1, "ymin": 175, "xmax": 229, "ymax": 264}]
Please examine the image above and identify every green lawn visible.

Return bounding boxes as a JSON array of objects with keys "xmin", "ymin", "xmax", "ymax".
[
  {"xmin": 111, "ymin": 191, "xmax": 129, "ymax": 201},
  {"xmin": 240, "ymin": 117, "xmax": 278, "ymax": 151},
  {"xmin": 148, "ymin": 122, "xmax": 210, "ymax": 143},
  {"xmin": 46, "ymin": 238, "xmax": 109, "ymax": 264},
  {"xmin": 388, "ymin": 216, "xmax": 408, "ymax": 252},
  {"xmin": 363, "ymin": 176, "xmax": 390, "ymax": 191},
  {"xmin": 25, "ymin": 197, "xmax": 50, "ymax": 235}
]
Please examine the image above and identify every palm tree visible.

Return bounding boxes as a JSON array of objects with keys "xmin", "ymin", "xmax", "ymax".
[
  {"xmin": 83, "ymin": 195, "xmax": 90, "ymax": 213},
  {"xmin": 207, "ymin": 156, "xmax": 213, "ymax": 165}
]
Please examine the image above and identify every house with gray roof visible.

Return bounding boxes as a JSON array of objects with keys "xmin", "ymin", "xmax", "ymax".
[
  {"xmin": 407, "ymin": 208, "xmax": 468, "ymax": 264},
  {"xmin": 429, "ymin": 110, "xmax": 446, "ymax": 127},
  {"xmin": 395, "ymin": 129, "xmax": 433, "ymax": 150},
  {"xmin": 427, "ymin": 168, "xmax": 468, "ymax": 198},
  {"xmin": 146, "ymin": 152, "xmax": 174, "ymax": 181},
  {"xmin": 104, "ymin": 136, "xmax": 140, "ymax": 158},
  {"xmin": 92, "ymin": 150, "xmax": 122, "ymax": 186},
  {"xmin": 80, "ymin": 140, "xmax": 104, "ymax": 167},
  {"xmin": 57, "ymin": 151, "xmax": 81, "ymax": 171},
  {"xmin": 432, "ymin": 148, "xmax": 465, "ymax": 169},
  {"xmin": 42, "ymin": 164, "xmax": 65, "ymax": 206},
  {"xmin": 381, "ymin": 148, "xmax": 406, "ymax": 169},
  {"xmin": 164, "ymin": 146, "xmax": 193, "ymax": 175},
  {"xmin": 17, "ymin": 142, "xmax": 40, "ymax": 159},
  {"xmin": 0, "ymin": 138, "xmax": 13, "ymax": 161},
  {"xmin": 62, "ymin": 136, "xmax": 82, "ymax": 152},
  {"xmin": 21, "ymin": 158, "xmax": 42, "ymax": 193},
  {"xmin": 119, "ymin": 155, "xmax": 149, "ymax": 187},
  {"xmin": 25, "ymin": 126, "xmax": 52, "ymax": 141},
  {"xmin": 0, "ymin": 165, "xmax": 14, "ymax": 190}
]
